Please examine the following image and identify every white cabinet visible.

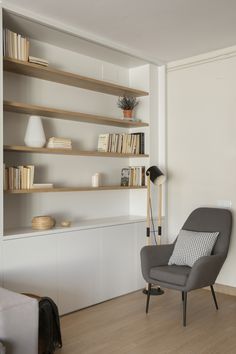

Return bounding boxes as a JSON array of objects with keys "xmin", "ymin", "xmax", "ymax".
[
  {"xmin": 100, "ymin": 223, "xmax": 137, "ymax": 300},
  {"xmin": 2, "ymin": 221, "xmax": 146, "ymax": 315},
  {"xmin": 2, "ymin": 235, "xmax": 58, "ymax": 302},
  {"xmin": 58, "ymin": 228, "xmax": 101, "ymax": 314}
]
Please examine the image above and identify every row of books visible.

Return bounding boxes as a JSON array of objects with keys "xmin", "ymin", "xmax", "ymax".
[
  {"xmin": 4, "ymin": 165, "xmax": 53, "ymax": 190},
  {"xmin": 97, "ymin": 133, "xmax": 145, "ymax": 154},
  {"xmin": 121, "ymin": 166, "xmax": 146, "ymax": 187},
  {"xmin": 3, "ymin": 28, "xmax": 29, "ymax": 62}
]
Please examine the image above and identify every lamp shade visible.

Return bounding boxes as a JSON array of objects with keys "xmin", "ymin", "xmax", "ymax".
[{"xmin": 146, "ymin": 166, "xmax": 166, "ymax": 185}]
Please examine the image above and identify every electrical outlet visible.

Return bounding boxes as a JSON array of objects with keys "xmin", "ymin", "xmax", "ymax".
[{"xmin": 217, "ymin": 200, "xmax": 232, "ymax": 209}]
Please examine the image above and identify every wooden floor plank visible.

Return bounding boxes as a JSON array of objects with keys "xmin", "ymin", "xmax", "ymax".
[{"xmin": 59, "ymin": 289, "xmax": 236, "ymax": 354}]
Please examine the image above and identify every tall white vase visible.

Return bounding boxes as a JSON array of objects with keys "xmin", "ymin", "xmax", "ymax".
[{"xmin": 24, "ymin": 115, "xmax": 46, "ymax": 148}]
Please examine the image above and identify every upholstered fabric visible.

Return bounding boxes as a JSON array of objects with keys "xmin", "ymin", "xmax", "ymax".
[
  {"xmin": 141, "ymin": 208, "xmax": 232, "ymax": 292},
  {"xmin": 150, "ymin": 265, "xmax": 191, "ymax": 286},
  {"xmin": 168, "ymin": 229, "xmax": 219, "ymax": 267}
]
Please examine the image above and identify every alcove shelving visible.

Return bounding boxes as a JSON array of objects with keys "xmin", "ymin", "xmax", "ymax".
[
  {"xmin": 4, "ymin": 145, "xmax": 149, "ymax": 158},
  {"xmin": 4, "ymin": 100, "xmax": 149, "ymax": 127},
  {"xmin": 2, "ymin": 8, "xmax": 152, "ymax": 236},
  {"xmin": 3, "ymin": 57, "xmax": 149, "ymax": 97},
  {"xmin": 5, "ymin": 185, "xmax": 147, "ymax": 194}
]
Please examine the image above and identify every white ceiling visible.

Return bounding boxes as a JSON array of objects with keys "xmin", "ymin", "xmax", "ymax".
[{"xmin": 3, "ymin": 0, "xmax": 236, "ymax": 63}]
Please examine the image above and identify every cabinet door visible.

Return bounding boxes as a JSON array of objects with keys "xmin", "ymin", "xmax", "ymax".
[
  {"xmin": 100, "ymin": 223, "xmax": 137, "ymax": 300},
  {"xmin": 2, "ymin": 235, "xmax": 58, "ymax": 302},
  {"xmin": 58, "ymin": 229, "xmax": 101, "ymax": 315}
]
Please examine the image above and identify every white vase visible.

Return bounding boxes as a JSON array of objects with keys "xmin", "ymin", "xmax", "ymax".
[{"xmin": 24, "ymin": 115, "xmax": 46, "ymax": 148}]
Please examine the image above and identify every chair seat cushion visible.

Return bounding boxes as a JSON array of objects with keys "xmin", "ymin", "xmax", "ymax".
[{"xmin": 149, "ymin": 265, "xmax": 191, "ymax": 286}]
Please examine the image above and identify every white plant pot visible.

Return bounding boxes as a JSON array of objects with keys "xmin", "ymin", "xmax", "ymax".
[{"xmin": 24, "ymin": 115, "xmax": 46, "ymax": 148}]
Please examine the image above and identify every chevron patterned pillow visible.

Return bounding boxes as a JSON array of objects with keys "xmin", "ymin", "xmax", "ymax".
[{"xmin": 168, "ymin": 229, "xmax": 219, "ymax": 267}]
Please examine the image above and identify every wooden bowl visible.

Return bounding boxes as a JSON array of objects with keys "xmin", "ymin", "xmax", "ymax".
[{"xmin": 32, "ymin": 216, "xmax": 55, "ymax": 230}]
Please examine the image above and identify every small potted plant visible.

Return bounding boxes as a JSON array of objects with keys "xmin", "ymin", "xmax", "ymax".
[{"xmin": 117, "ymin": 96, "xmax": 139, "ymax": 119}]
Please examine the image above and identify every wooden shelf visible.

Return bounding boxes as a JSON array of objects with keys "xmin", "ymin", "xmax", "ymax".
[
  {"xmin": 5, "ymin": 186, "xmax": 147, "ymax": 194},
  {"xmin": 4, "ymin": 101, "xmax": 149, "ymax": 128},
  {"xmin": 3, "ymin": 57, "xmax": 149, "ymax": 97},
  {"xmin": 4, "ymin": 145, "xmax": 149, "ymax": 158}
]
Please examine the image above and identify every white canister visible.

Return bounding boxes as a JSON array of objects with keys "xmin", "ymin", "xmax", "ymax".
[
  {"xmin": 24, "ymin": 115, "xmax": 46, "ymax": 148},
  {"xmin": 92, "ymin": 173, "xmax": 100, "ymax": 187}
]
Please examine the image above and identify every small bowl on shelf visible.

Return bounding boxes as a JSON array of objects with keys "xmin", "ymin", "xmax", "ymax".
[{"xmin": 60, "ymin": 220, "xmax": 71, "ymax": 228}]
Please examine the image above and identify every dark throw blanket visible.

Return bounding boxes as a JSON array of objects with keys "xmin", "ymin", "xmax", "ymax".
[{"xmin": 38, "ymin": 297, "xmax": 62, "ymax": 354}]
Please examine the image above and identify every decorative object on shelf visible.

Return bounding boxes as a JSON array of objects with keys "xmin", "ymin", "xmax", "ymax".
[
  {"xmin": 32, "ymin": 183, "xmax": 54, "ymax": 189},
  {"xmin": 92, "ymin": 173, "xmax": 101, "ymax": 187},
  {"xmin": 47, "ymin": 137, "xmax": 72, "ymax": 149},
  {"xmin": 60, "ymin": 220, "xmax": 71, "ymax": 227},
  {"xmin": 28, "ymin": 55, "xmax": 48, "ymax": 67},
  {"xmin": 143, "ymin": 165, "xmax": 166, "ymax": 297},
  {"xmin": 24, "ymin": 115, "xmax": 46, "ymax": 148},
  {"xmin": 117, "ymin": 96, "xmax": 139, "ymax": 119},
  {"xmin": 32, "ymin": 215, "xmax": 55, "ymax": 230}
]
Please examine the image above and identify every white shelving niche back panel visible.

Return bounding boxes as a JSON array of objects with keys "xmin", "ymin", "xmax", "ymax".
[{"xmin": 2, "ymin": 9, "xmax": 153, "ymax": 235}]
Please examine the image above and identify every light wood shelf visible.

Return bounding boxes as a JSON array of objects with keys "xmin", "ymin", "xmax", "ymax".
[
  {"xmin": 4, "ymin": 101, "xmax": 149, "ymax": 128},
  {"xmin": 4, "ymin": 145, "xmax": 149, "ymax": 158},
  {"xmin": 3, "ymin": 57, "xmax": 149, "ymax": 97},
  {"xmin": 5, "ymin": 186, "xmax": 147, "ymax": 194}
]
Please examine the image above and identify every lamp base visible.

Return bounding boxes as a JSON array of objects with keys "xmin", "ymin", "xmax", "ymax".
[{"xmin": 143, "ymin": 286, "xmax": 164, "ymax": 296}]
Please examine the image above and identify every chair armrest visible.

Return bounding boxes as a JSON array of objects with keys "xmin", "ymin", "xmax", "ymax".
[
  {"xmin": 140, "ymin": 244, "xmax": 175, "ymax": 283},
  {"xmin": 186, "ymin": 254, "xmax": 225, "ymax": 291}
]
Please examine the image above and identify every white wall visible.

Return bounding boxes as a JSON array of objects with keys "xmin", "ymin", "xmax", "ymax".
[{"xmin": 167, "ymin": 46, "xmax": 236, "ymax": 287}]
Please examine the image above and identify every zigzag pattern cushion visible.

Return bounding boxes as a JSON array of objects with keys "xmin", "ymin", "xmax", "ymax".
[{"xmin": 168, "ymin": 229, "xmax": 219, "ymax": 267}]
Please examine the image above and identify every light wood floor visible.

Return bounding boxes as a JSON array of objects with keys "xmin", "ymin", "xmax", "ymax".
[{"xmin": 59, "ymin": 289, "xmax": 236, "ymax": 354}]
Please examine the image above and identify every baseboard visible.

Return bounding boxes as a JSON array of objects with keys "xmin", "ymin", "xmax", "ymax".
[{"xmin": 205, "ymin": 283, "xmax": 236, "ymax": 297}]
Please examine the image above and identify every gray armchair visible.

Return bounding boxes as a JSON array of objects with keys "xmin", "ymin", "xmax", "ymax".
[{"xmin": 140, "ymin": 207, "xmax": 232, "ymax": 326}]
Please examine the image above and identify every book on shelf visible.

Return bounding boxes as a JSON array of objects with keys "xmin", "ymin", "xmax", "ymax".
[
  {"xmin": 29, "ymin": 56, "xmax": 49, "ymax": 67},
  {"xmin": 32, "ymin": 183, "xmax": 54, "ymax": 189},
  {"xmin": 121, "ymin": 166, "xmax": 145, "ymax": 187},
  {"xmin": 4, "ymin": 165, "xmax": 54, "ymax": 191},
  {"xmin": 97, "ymin": 133, "xmax": 145, "ymax": 154},
  {"xmin": 3, "ymin": 28, "xmax": 29, "ymax": 62},
  {"xmin": 47, "ymin": 137, "xmax": 72, "ymax": 149},
  {"xmin": 97, "ymin": 134, "xmax": 110, "ymax": 152},
  {"xmin": 6, "ymin": 165, "xmax": 33, "ymax": 190}
]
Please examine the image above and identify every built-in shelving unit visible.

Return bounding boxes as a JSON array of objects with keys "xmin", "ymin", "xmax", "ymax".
[
  {"xmin": 2, "ymin": 10, "xmax": 153, "ymax": 238},
  {"xmin": 4, "ymin": 101, "xmax": 149, "ymax": 127},
  {"xmin": 3, "ymin": 57, "xmax": 149, "ymax": 97},
  {"xmin": 4, "ymin": 145, "xmax": 149, "ymax": 158},
  {"xmin": 5, "ymin": 185, "xmax": 147, "ymax": 194}
]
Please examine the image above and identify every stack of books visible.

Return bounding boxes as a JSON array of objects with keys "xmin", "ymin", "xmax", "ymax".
[
  {"xmin": 97, "ymin": 133, "xmax": 145, "ymax": 154},
  {"xmin": 47, "ymin": 137, "xmax": 72, "ymax": 149},
  {"xmin": 3, "ymin": 164, "xmax": 53, "ymax": 190},
  {"xmin": 29, "ymin": 56, "xmax": 49, "ymax": 67},
  {"xmin": 121, "ymin": 166, "xmax": 146, "ymax": 187},
  {"xmin": 3, "ymin": 28, "xmax": 29, "ymax": 61}
]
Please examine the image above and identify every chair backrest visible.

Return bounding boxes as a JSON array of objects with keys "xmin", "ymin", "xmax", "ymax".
[{"xmin": 182, "ymin": 207, "xmax": 232, "ymax": 257}]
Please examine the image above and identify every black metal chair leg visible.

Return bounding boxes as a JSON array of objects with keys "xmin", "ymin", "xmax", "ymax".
[
  {"xmin": 181, "ymin": 291, "xmax": 184, "ymax": 302},
  {"xmin": 183, "ymin": 292, "xmax": 187, "ymax": 326},
  {"xmin": 210, "ymin": 285, "xmax": 219, "ymax": 310},
  {"xmin": 146, "ymin": 283, "xmax": 151, "ymax": 314}
]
